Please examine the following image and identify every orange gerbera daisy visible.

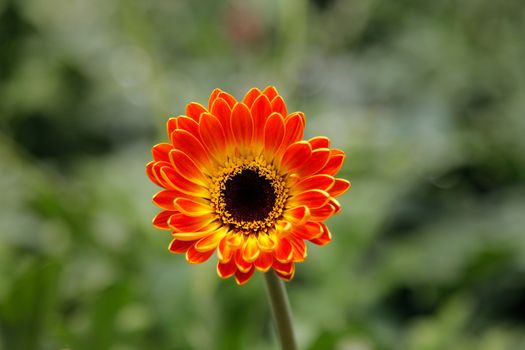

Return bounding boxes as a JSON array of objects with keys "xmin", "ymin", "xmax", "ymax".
[{"xmin": 146, "ymin": 86, "xmax": 350, "ymax": 285}]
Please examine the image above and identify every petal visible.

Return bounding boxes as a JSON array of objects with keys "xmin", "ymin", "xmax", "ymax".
[
  {"xmin": 167, "ymin": 118, "xmax": 178, "ymax": 137},
  {"xmin": 146, "ymin": 161, "xmax": 164, "ymax": 187},
  {"xmin": 186, "ymin": 102, "xmax": 207, "ymax": 121},
  {"xmin": 218, "ymin": 91, "xmax": 237, "ymax": 108},
  {"xmin": 208, "ymin": 88, "xmax": 222, "ymax": 110},
  {"xmin": 152, "ymin": 143, "xmax": 172, "ymax": 162},
  {"xmin": 283, "ymin": 206, "xmax": 310, "ymax": 225},
  {"xmin": 160, "ymin": 166, "xmax": 208, "ymax": 197},
  {"xmin": 186, "ymin": 245, "xmax": 215, "ymax": 264},
  {"xmin": 263, "ymin": 86, "xmax": 279, "ymax": 100},
  {"xmin": 217, "ymin": 237, "xmax": 234, "ymax": 263},
  {"xmin": 280, "ymin": 141, "xmax": 312, "ymax": 172},
  {"xmin": 271, "ymin": 95, "xmax": 288, "ymax": 117},
  {"xmin": 199, "ymin": 113, "xmax": 227, "ymax": 160},
  {"xmin": 295, "ymin": 174, "xmax": 335, "ymax": 193},
  {"xmin": 211, "ymin": 97, "xmax": 233, "ymax": 143},
  {"xmin": 170, "ymin": 130, "xmax": 211, "ymax": 169},
  {"xmin": 225, "ymin": 232, "xmax": 243, "ymax": 249},
  {"xmin": 242, "ymin": 87, "xmax": 262, "ymax": 108},
  {"xmin": 296, "ymin": 148, "xmax": 331, "ymax": 177},
  {"xmin": 254, "ymin": 251, "xmax": 273, "ymax": 272},
  {"xmin": 169, "ymin": 239, "xmax": 196, "ymax": 254},
  {"xmin": 275, "ymin": 269, "xmax": 295, "ymax": 282},
  {"xmin": 263, "ymin": 112, "xmax": 285, "ymax": 158},
  {"xmin": 231, "ymin": 102, "xmax": 254, "ymax": 150},
  {"xmin": 274, "ymin": 238, "xmax": 293, "ymax": 263},
  {"xmin": 257, "ymin": 232, "xmax": 276, "ymax": 252},
  {"xmin": 272, "ymin": 260, "xmax": 294, "ymax": 277},
  {"xmin": 308, "ymin": 136, "xmax": 330, "ymax": 149},
  {"xmin": 235, "ymin": 265, "xmax": 255, "ymax": 285},
  {"xmin": 320, "ymin": 151, "xmax": 345, "ymax": 176},
  {"xmin": 169, "ymin": 213, "xmax": 216, "ymax": 233},
  {"xmin": 251, "ymin": 94, "xmax": 272, "ymax": 144},
  {"xmin": 169, "ymin": 149, "xmax": 207, "ymax": 186},
  {"xmin": 174, "ymin": 198, "xmax": 213, "ymax": 217},
  {"xmin": 242, "ymin": 234, "xmax": 260, "ymax": 263},
  {"xmin": 310, "ymin": 223, "xmax": 332, "ymax": 245},
  {"xmin": 153, "ymin": 190, "xmax": 200, "ymax": 210},
  {"xmin": 195, "ymin": 227, "xmax": 227, "ymax": 252},
  {"xmin": 217, "ymin": 259, "xmax": 237, "ymax": 278},
  {"xmin": 152, "ymin": 210, "xmax": 177, "ymax": 230},
  {"xmin": 289, "ymin": 236, "xmax": 307, "ymax": 262},
  {"xmin": 309, "ymin": 204, "xmax": 337, "ymax": 221},
  {"xmin": 291, "ymin": 221, "xmax": 324, "ymax": 240},
  {"xmin": 280, "ymin": 112, "xmax": 305, "ymax": 153},
  {"xmin": 329, "ymin": 178, "xmax": 351, "ymax": 197},
  {"xmin": 175, "ymin": 116, "xmax": 201, "ymax": 139},
  {"xmin": 235, "ymin": 245, "xmax": 253, "ymax": 273},
  {"xmin": 292, "ymin": 189, "xmax": 330, "ymax": 209}
]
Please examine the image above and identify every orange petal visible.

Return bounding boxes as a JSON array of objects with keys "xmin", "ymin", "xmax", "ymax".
[
  {"xmin": 242, "ymin": 87, "xmax": 262, "ymax": 108},
  {"xmin": 217, "ymin": 259, "xmax": 237, "ymax": 278},
  {"xmin": 194, "ymin": 227, "xmax": 226, "ymax": 252},
  {"xmin": 152, "ymin": 143, "xmax": 172, "ymax": 162},
  {"xmin": 251, "ymin": 94, "xmax": 272, "ymax": 144},
  {"xmin": 254, "ymin": 251, "xmax": 273, "ymax": 272},
  {"xmin": 242, "ymin": 234, "xmax": 260, "ymax": 263},
  {"xmin": 291, "ymin": 221, "xmax": 324, "ymax": 240},
  {"xmin": 295, "ymin": 174, "xmax": 335, "ymax": 193},
  {"xmin": 153, "ymin": 190, "xmax": 198, "ymax": 210},
  {"xmin": 146, "ymin": 161, "xmax": 164, "ymax": 187},
  {"xmin": 283, "ymin": 206, "xmax": 310, "ymax": 225},
  {"xmin": 186, "ymin": 102, "xmax": 207, "ymax": 121},
  {"xmin": 263, "ymin": 112, "xmax": 285, "ymax": 158},
  {"xmin": 225, "ymin": 232, "xmax": 243, "ymax": 249},
  {"xmin": 169, "ymin": 149, "xmax": 207, "ymax": 185},
  {"xmin": 329, "ymin": 178, "xmax": 351, "ymax": 197},
  {"xmin": 235, "ymin": 265, "xmax": 255, "ymax": 285},
  {"xmin": 152, "ymin": 210, "xmax": 177, "ymax": 230},
  {"xmin": 263, "ymin": 86, "xmax": 279, "ymax": 100},
  {"xmin": 280, "ymin": 112, "xmax": 305, "ymax": 153},
  {"xmin": 186, "ymin": 245, "xmax": 215, "ymax": 264},
  {"xmin": 280, "ymin": 141, "xmax": 312, "ymax": 172},
  {"xmin": 210, "ymin": 97, "xmax": 233, "ymax": 143},
  {"xmin": 297, "ymin": 148, "xmax": 330, "ymax": 177},
  {"xmin": 160, "ymin": 166, "xmax": 207, "ymax": 197},
  {"xmin": 175, "ymin": 116, "xmax": 201, "ymax": 139},
  {"xmin": 168, "ymin": 212, "xmax": 216, "ymax": 233},
  {"xmin": 217, "ymin": 237, "xmax": 234, "ymax": 263},
  {"xmin": 308, "ymin": 136, "xmax": 330, "ymax": 149},
  {"xmin": 309, "ymin": 204, "xmax": 337, "ymax": 221},
  {"xmin": 275, "ymin": 269, "xmax": 295, "ymax": 282},
  {"xmin": 257, "ymin": 232, "xmax": 276, "ymax": 252},
  {"xmin": 199, "ymin": 113, "xmax": 227, "ymax": 160},
  {"xmin": 218, "ymin": 91, "xmax": 237, "ymax": 108},
  {"xmin": 320, "ymin": 152, "xmax": 345, "ymax": 176},
  {"xmin": 272, "ymin": 260, "xmax": 294, "ymax": 277},
  {"xmin": 274, "ymin": 238, "xmax": 293, "ymax": 263},
  {"xmin": 174, "ymin": 198, "xmax": 212, "ymax": 217},
  {"xmin": 167, "ymin": 118, "xmax": 178, "ymax": 137},
  {"xmin": 235, "ymin": 246, "xmax": 253, "ymax": 273},
  {"xmin": 292, "ymin": 189, "xmax": 330, "ymax": 209},
  {"xmin": 208, "ymin": 88, "xmax": 222, "ymax": 110},
  {"xmin": 231, "ymin": 102, "xmax": 254, "ymax": 150},
  {"xmin": 170, "ymin": 130, "xmax": 210, "ymax": 169},
  {"xmin": 150, "ymin": 161, "xmax": 172, "ymax": 188},
  {"xmin": 289, "ymin": 236, "xmax": 307, "ymax": 262},
  {"xmin": 169, "ymin": 239, "xmax": 196, "ymax": 254},
  {"xmin": 271, "ymin": 95, "xmax": 287, "ymax": 117},
  {"xmin": 276, "ymin": 220, "xmax": 292, "ymax": 237},
  {"xmin": 310, "ymin": 223, "xmax": 332, "ymax": 245}
]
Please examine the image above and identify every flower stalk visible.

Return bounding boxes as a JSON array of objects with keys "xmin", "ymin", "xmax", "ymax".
[{"xmin": 264, "ymin": 271, "xmax": 298, "ymax": 350}]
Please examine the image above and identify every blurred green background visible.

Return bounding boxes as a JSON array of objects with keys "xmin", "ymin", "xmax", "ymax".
[{"xmin": 1, "ymin": 0, "xmax": 525, "ymax": 349}]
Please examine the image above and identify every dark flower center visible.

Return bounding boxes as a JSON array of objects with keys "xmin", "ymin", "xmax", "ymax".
[{"xmin": 223, "ymin": 169, "xmax": 277, "ymax": 222}]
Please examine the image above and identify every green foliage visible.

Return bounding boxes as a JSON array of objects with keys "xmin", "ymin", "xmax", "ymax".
[{"xmin": 1, "ymin": 0, "xmax": 525, "ymax": 349}]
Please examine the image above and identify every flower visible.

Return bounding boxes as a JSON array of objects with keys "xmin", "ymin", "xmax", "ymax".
[{"xmin": 146, "ymin": 86, "xmax": 350, "ymax": 285}]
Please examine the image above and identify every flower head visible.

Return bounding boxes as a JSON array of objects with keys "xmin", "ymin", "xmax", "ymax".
[{"xmin": 146, "ymin": 86, "xmax": 350, "ymax": 285}]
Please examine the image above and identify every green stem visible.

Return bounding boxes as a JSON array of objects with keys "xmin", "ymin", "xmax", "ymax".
[{"xmin": 264, "ymin": 272, "xmax": 298, "ymax": 350}]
